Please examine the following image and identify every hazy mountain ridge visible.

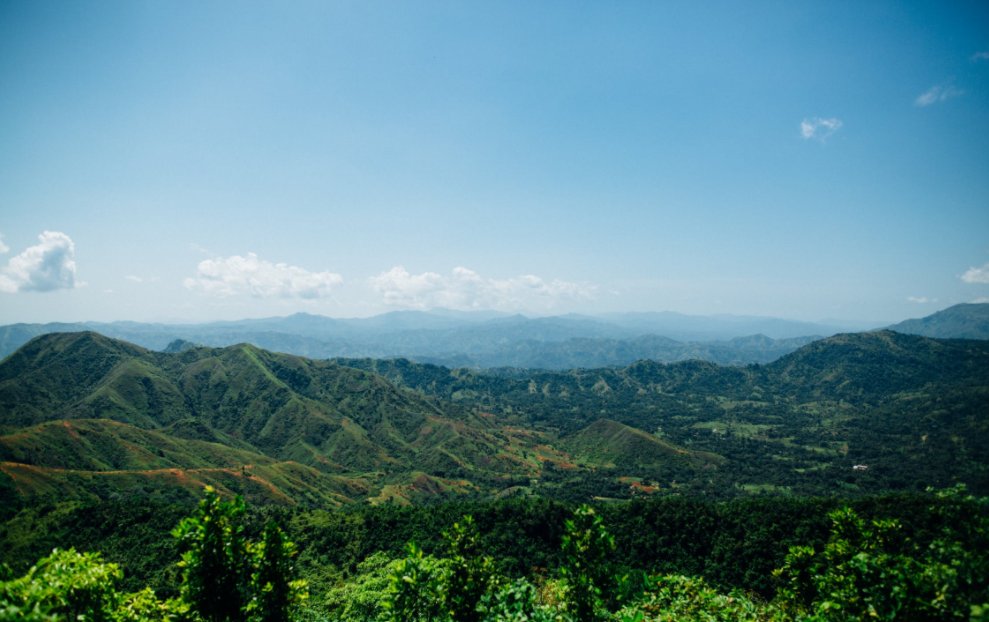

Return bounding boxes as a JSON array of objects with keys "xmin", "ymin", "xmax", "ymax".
[
  {"xmin": 0, "ymin": 309, "xmax": 871, "ymax": 369},
  {"xmin": 887, "ymin": 303, "xmax": 989, "ymax": 340}
]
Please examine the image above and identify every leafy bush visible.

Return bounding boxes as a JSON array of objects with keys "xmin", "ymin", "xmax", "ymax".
[
  {"xmin": 385, "ymin": 542, "xmax": 449, "ymax": 622},
  {"xmin": 0, "ymin": 548, "xmax": 122, "ymax": 622},
  {"xmin": 322, "ymin": 552, "xmax": 397, "ymax": 622},
  {"xmin": 774, "ymin": 488, "xmax": 989, "ymax": 621},
  {"xmin": 613, "ymin": 574, "xmax": 781, "ymax": 621},
  {"xmin": 478, "ymin": 577, "xmax": 560, "ymax": 622}
]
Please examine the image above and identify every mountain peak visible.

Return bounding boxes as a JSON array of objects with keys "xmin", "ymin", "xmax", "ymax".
[{"xmin": 888, "ymin": 303, "xmax": 989, "ymax": 340}]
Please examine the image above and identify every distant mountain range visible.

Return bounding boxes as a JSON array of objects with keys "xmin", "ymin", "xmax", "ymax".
[
  {"xmin": 2, "ymin": 328, "xmax": 986, "ymax": 508},
  {"xmin": 0, "ymin": 308, "xmax": 892, "ymax": 369},
  {"xmin": 887, "ymin": 303, "xmax": 989, "ymax": 340}
]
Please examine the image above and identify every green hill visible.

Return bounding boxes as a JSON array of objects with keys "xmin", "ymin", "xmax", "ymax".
[
  {"xmin": 1, "ymin": 329, "xmax": 987, "ymax": 506},
  {"xmin": 337, "ymin": 331, "xmax": 989, "ymax": 496},
  {"xmin": 0, "ymin": 332, "xmax": 557, "ymax": 507},
  {"xmin": 887, "ymin": 302, "xmax": 989, "ymax": 340},
  {"xmin": 561, "ymin": 419, "xmax": 723, "ymax": 472}
]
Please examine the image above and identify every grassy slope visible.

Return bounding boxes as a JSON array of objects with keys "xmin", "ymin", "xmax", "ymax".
[{"xmin": 560, "ymin": 419, "xmax": 723, "ymax": 469}]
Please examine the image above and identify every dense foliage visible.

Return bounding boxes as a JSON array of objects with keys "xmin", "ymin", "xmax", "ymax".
[
  {"xmin": 2, "ymin": 488, "xmax": 987, "ymax": 620},
  {"xmin": 1, "ymin": 487, "xmax": 307, "ymax": 622}
]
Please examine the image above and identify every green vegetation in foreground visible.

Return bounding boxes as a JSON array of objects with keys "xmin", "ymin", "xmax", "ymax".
[
  {"xmin": 1, "ymin": 486, "xmax": 307, "ymax": 622},
  {"xmin": 2, "ymin": 487, "xmax": 987, "ymax": 621}
]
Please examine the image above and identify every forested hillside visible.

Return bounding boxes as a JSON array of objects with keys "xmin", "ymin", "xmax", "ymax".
[{"xmin": 2, "ymin": 329, "xmax": 987, "ymax": 512}]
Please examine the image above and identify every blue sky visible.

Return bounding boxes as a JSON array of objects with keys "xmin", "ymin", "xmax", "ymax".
[{"xmin": 1, "ymin": 1, "xmax": 987, "ymax": 323}]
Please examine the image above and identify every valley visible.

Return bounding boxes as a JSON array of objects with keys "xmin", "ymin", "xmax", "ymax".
[
  {"xmin": 1, "ymin": 307, "xmax": 987, "ymax": 621},
  {"xmin": 2, "ymin": 316, "xmax": 987, "ymax": 511}
]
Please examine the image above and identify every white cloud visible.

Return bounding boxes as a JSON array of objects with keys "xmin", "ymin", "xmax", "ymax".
[
  {"xmin": 961, "ymin": 262, "xmax": 989, "ymax": 284},
  {"xmin": 184, "ymin": 253, "xmax": 343, "ymax": 299},
  {"xmin": 973, "ymin": 297, "xmax": 989, "ymax": 303},
  {"xmin": 907, "ymin": 296, "xmax": 936, "ymax": 304},
  {"xmin": 0, "ymin": 233, "xmax": 9, "ymax": 254},
  {"xmin": 369, "ymin": 265, "xmax": 596, "ymax": 311},
  {"xmin": 0, "ymin": 231, "xmax": 77, "ymax": 294},
  {"xmin": 971, "ymin": 51, "xmax": 989, "ymax": 62},
  {"xmin": 125, "ymin": 274, "xmax": 159, "ymax": 284},
  {"xmin": 800, "ymin": 117, "xmax": 842, "ymax": 141},
  {"xmin": 915, "ymin": 83, "xmax": 964, "ymax": 107}
]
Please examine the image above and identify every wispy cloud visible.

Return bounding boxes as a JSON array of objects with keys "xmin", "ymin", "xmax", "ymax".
[
  {"xmin": 0, "ymin": 233, "xmax": 9, "ymax": 254},
  {"xmin": 907, "ymin": 296, "xmax": 936, "ymax": 304},
  {"xmin": 800, "ymin": 117, "xmax": 842, "ymax": 141},
  {"xmin": 125, "ymin": 274, "xmax": 160, "ymax": 284},
  {"xmin": 0, "ymin": 231, "xmax": 78, "ymax": 294},
  {"xmin": 184, "ymin": 253, "xmax": 343, "ymax": 298},
  {"xmin": 915, "ymin": 83, "xmax": 964, "ymax": 107},
  {"xmin": 369, "ymin": 265, "xmax": 596, "ymax": 312},
  {"xmin": 961, "ymin": 262, "xmax": 989, "ymax": 284},
  {"xmin": 971, "ymin": 51, "xmax": 989, "ymax": 62}
]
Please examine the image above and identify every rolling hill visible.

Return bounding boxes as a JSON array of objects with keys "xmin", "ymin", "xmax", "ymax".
[
  {"xmin": 1, "ymin": 329, "xmax": 987, "ymax": 508},
  {"xmin": 0, "ymin": 332, "xmax": 559, "ymax": 506},
  {"xmin": 338, "ymin": 330, "xmax": 989, "ymax": 495}
]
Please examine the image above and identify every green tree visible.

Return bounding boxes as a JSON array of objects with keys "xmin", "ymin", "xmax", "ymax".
[
  {"xmin": 172, "ymin": 487, "xmax": 250, "ymax": 622},
  {"xmin": 560, "ymin": 505, "xmax": 615, "ymax": 622},
  {"xmin": 444, "ymin": 516, "xmax": 494, "ymax": 622},
  {"xmin": 173, "ymin": 488, "xmax": 307, "ymax": 622},
  {"xmin": 246, "ymin": 521, "xmax": 307, "ymax": 622},
  {"xmin": 385, "ymin": 542, "xmax": 448, "ymax": 622}
]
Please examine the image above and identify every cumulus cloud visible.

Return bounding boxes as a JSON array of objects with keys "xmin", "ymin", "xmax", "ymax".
[
  {"xmin": 184, "ymin": 253, "xmax": 343, "ymax": 299},
  {"xmin": 0, "ymin": 231, "xmax": 77, "ymax": 294},
  {"xmin": 369, "ymin": 265, "xmax": 596, "ymax": 311},
  {"xmin": 800, "ymin": 117, "xmax": 842, "ymax": 141},
  {"xmin": 961, "ymin": 262, "xmax": 989, "ymax": 284},
  {"xmin": 915, "ymin": 83, "xmax": 964, "ymax": 107}
]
